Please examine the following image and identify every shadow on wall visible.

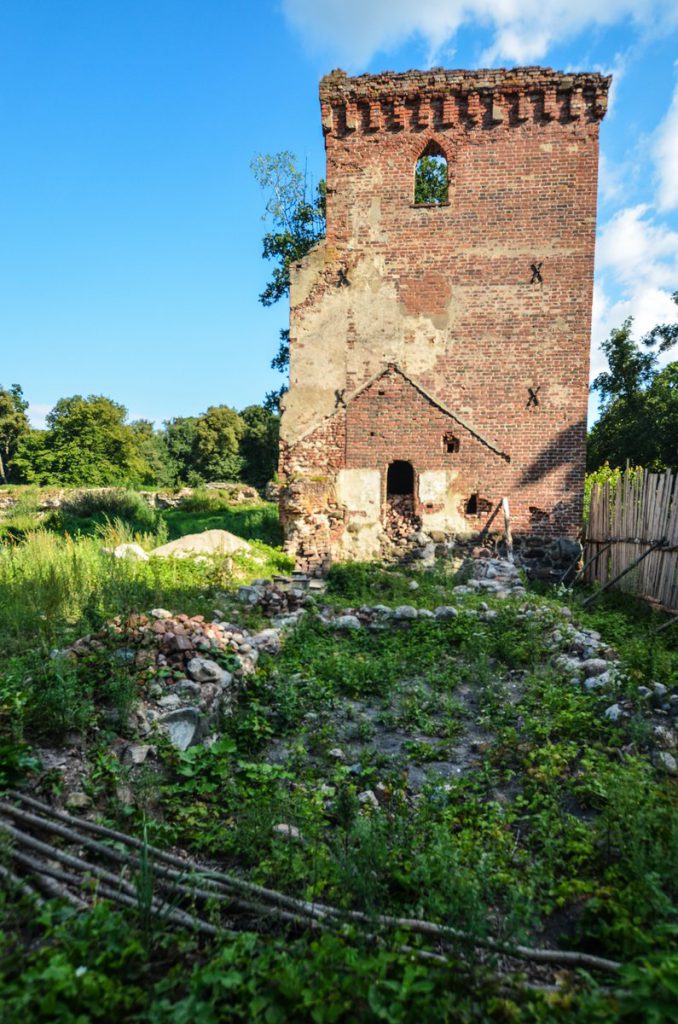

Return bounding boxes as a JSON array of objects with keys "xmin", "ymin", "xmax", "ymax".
[{"xmin": 518, "ymin": 419, "xmax": 588, "ymax": 534}]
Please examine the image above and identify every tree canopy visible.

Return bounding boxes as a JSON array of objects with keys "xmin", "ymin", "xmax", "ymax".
[
  {"xmin": 12, "ymin": 395, "xmax": 149, "ymax": 486},
  {"xmin": 414, "ymin": 154, "xmax": 448, "ymax": 205},
  {"xmin": 251, "ymin": 151, "xmax": 326, "ymax": 409},
  {"xmin": 0, "ymin": 384, "xmax": 30, "ymax": 483},
  {"xmin": 588, "ymin": 294, "xmax": 678, "ymax": 472}
]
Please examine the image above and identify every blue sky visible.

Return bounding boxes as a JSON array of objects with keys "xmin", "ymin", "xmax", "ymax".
[{"xmin": 0, "ymin": 1, "xmax": 676, "ymax": 429}]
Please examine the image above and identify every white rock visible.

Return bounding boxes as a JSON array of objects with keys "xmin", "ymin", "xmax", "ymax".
[
  {"xmin": 434, "ymin": 606, "xmax": 458, "ymax": 620},
  {"xmin": 151, "ymin": 530, "xmax": 250, "ymax": 559},
  {"xmin": 122, "ymin": 743, "xmax": 155, "ymax": 766},
  {"xmin": 333, "ymin": 614, "xmax": 362, "ymax": 630},
  {"xmin": 654, "ymin": 725, "xmax": 677, "ymax": 750},
  {"xmin": 408, "ymin": 580, "xmax": 419, "ymax": 591},
  {"xmin": 581, "ymin": 658, "xmax": 609, "ymax": 677},
  {"xmin": 584, "ymin": 675, "xmax": 608, "ymax": 691},
  {"xmin": 159, "ymin": 708, "xmax": 200, "ymax": 750},
  {"xmin": 273, "ymin": 823, "xmax": 303, "ymax": 841},
  {"xmin": 157, "ymin": 694, "xmax": 181, "ymax": 710},
  {"xmin": 394, "ymin": 605, "xmax": 418, "ymax": 619},
  {"xmin": 186, "ymin": 657, "xmax": 232, "ymax": 686},
  {"xmin": 656, "ymin": 751, "xmax": 677, "ymax": 775},
  {"xmin": 113, "ymin": 543, "xmax": 149, "ymax": 561},
  {"xmin": 358, "ymin": 789, "xmax": 379, "ymax": 809},
  {"xmin": 150, "ymin": 608, "xmax": 172, "ymax": 619},
  {"xmin": 653, "ymin": 683, "xmax": 668, "ymax": 698},
  {"xmin": 250, "ymin": 629, "xmax": 281, "ymax": 654},
  {"xmin": 604, "ymin": 703, "xmax": 623, "ymax": 722}
]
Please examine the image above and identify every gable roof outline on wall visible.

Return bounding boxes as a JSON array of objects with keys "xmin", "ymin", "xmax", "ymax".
[{"xmin": 289, "ymin": 363, "xmax": 511, "ymax": 462}]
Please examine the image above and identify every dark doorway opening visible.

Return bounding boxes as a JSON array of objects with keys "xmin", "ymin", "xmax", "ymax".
[
  {"xmin": 385, "ymin": 460, "xmax": 419, "ymax": 540},
  {"xmin": 387, "ymin": 460, "xmax": 414, "ymax": 496}
]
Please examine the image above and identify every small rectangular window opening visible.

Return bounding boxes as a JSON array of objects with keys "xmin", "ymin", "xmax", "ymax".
[{"xmin": 444, "ymin": 433, "xmax": 460, "ymax": 453}]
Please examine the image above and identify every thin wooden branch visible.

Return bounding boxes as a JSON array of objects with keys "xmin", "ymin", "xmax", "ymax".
[
  {"xmin": 2, "ymin": 796, "xmax": 624, "ymax": 976},
  {"xmin": 582, "ymin": 538, "xmax": 668, "ymax": 608},
  {"xmin": 0, "ymin": 861, "xmax": 45, "ymax": 904}
]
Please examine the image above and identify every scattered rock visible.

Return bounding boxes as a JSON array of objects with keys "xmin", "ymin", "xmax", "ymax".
[
  {"xmin": 580, "ymin": 658, "xmax": 609, "ymax": 677},
  {"xmin": 65, "ymin": 791, "xmax": 91, "ymax": 810},
  {"xmin": 656, "ymin": 751, "xmax": 677, "ymax": 775},
  {"xmin": 273, "ymin": 823, "xmax": 304, "ymax": 842},
  {"xmin": 122, "ymin": 743, "xmax": 155, "ymax": 766},
  {"xmin": 159, "ymin": 708, "xmax": 200, "ymax": 751},
  {"xmin": 604, "ymin": 704, "xmax": 623, "ymax": 722},
  {"xmin": 150, "ymin": 608, "xmax": 172, "ymax": 619},
  {"xmin": 394, "ymin": 605, "xmax": 418, "ymax": 620},
  {"xmin": 152, "ymin": 530, "xmax": 250, "ymax": 559},
  {"xmin": 654, "ymin": 725, "xmax": 677, "ymax": 750},
  {"xmin": 333, "ymin": 615, "xmax": 362, "ymax": 630},
  {"xmin": 358, "ymin": 789, "xmax": 380, "ymax": 809},
  {"xmin": 113, "ymin": 543, "xmax": 149, "ymax": 561},
  {"xmin": 434, "ymin": 606, "xmax": 458, "ymax": 620},
  {"xmin": 186, "ymin": 657, "xmax": 232, "ymax": 686}
]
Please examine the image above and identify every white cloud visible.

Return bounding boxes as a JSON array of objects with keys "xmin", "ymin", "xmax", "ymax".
[
  {"xmin": 283, "ymin": 0, "xmax": 678, "ymax": 68},
  {"xmin": 591, "ymin": 204, "xmax": 678, "ymax": 392},
  {"xmin": 596, "ymin": 204, "xmax": 678, "ymax": 289},
  {"xmin": 654, "ymin": 80, "xmax": 678, "ymax": 211},
  {"xmin": 27, "ymin": 403, "xmax": 52, "ymax": 429}
]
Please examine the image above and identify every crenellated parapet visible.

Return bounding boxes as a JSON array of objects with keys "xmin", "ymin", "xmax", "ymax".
[{"xmin": 319, "ymin": 66, "xmax": 610, "ymax": 136}]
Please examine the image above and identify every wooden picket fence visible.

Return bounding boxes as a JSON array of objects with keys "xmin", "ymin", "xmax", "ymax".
[{"xmin": 584, "ymin": 469, "xmax": 678, "ymax": 611}]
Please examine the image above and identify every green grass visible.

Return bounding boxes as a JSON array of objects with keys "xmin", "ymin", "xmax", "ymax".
[
  {"xmin": 0, "ymin": 522, "xmax": 677, "ymax": 1021},
  {"xmin": 163, "ymin": 501, "xmax": 282, "ymax": 547}
]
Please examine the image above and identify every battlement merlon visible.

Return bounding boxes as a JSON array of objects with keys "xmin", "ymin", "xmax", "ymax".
[{"xmin": 319, "ymin": 66, "xmax": 611, "ymax": 134}]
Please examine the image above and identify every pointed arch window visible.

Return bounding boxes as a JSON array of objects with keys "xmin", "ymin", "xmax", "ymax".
[{"xmin": 414, "ymin": 141, "xmax": 448, "ymax": 206}]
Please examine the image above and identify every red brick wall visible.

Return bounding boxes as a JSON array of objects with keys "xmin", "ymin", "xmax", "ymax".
[{"xmin": 281, "ymin": 67, "xmax": 610, "ymax": 557}]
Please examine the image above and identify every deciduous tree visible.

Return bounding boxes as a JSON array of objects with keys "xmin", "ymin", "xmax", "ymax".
[
  {"xmin": 251, "ymin": 151, "xmax": 326, "ymax": 409},
  {"xmin": 0, "ymin": 384, "xmax": 29, "ymax": 483},
  {"xmin": 239, "ymin": 405, "xmax": 279, "ymax": 489},
  {"xmin": 588, "ymin": 295, "xmax": 677, "ymax": 472}
]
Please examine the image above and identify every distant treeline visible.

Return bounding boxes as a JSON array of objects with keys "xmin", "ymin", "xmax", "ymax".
[{"xmin": 0, "ymin": 387, "xmax": 278, "ymax": 490}]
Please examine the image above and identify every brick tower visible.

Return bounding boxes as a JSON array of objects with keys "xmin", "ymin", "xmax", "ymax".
[{"xmin": 279, "ymin": 67, "xmax": 610, "ymax": 569}]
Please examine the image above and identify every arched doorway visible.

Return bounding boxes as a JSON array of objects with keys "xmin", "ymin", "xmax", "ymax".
[
  {"xmin": 385, "ymin": 460, "xmax": 420, "ymax": 539},
  {"xmin": 387, "ymin": 460, "xmax": 414, "ymax": 497}
]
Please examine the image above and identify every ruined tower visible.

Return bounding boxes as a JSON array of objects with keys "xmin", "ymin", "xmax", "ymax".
[{"xmin": 279, "ymin": 67, "xmax": 610, "ymax": 569}]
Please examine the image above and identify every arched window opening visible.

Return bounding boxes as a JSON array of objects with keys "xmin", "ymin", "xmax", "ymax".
[
  {"xmin": 387, "ymin": 460, "xmax": 414, "ymax": 497},
  {"xmin": 414, "ymin": 142, "xmax": 448, "ymax": 205}
]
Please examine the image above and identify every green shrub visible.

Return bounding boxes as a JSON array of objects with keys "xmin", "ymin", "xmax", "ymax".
[{"xmin": 61, "ymin": 488, "xmax": 157, "ymax": 526}]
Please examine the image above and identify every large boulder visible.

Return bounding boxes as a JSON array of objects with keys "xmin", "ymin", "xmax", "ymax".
[{"xmin": 151, "ymin": 529, "xmax": 250, "ymax": 559}]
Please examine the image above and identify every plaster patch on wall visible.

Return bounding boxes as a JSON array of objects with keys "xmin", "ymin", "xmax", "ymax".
[
  {"xmin": 418, "ymin": 470, "xmax": 448, "ymax": 505},
  {"xmin": 337, "ymin": 468, "xmax": 381, "ymax": 517},
  {"xmin": 336, "ymin": 521, "xmax": 384, "ymax": 560}
]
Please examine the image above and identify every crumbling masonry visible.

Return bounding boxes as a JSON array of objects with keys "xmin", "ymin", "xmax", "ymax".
[{"xmin": 279, "ymin": 67, "xmax": 610, "ymax": 569}]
